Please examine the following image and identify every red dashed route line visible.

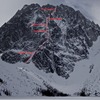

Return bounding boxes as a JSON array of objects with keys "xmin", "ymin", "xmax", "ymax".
[
  {"xmin": 33, "ymin": 30, "xmax": 47, "ymax": 33},
  {"xmin": 18, "ymin": 52, "xmax": 33, "ymax": 55},
  {"xmin": 49, "ymin": 18, "xmax": 62, "ymax": 20}
]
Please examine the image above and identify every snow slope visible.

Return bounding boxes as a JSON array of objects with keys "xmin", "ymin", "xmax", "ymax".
[
  {"xmin": 0, "ymin": 59, "xmax": 46, "ymax": 97},
  {"xmin": 65, "ymin": 36, "xmax": 100, "ymax": 95},
  {"xmin": 1, "ymin": 36, "xmax": 100, "ymax": 96}
]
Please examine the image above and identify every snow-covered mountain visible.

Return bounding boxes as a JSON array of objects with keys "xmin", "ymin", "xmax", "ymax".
[{"xmin": 0, "ymin": 3, "xmax": 100, "ymax": 97}]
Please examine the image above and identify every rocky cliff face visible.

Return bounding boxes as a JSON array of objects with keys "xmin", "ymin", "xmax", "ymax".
[{"xmin": 0, "ymin": 4, "xmax": 100, "ymax": 79}]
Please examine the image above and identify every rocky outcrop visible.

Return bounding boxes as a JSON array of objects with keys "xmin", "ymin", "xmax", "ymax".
[{"xmin": 0, "ymin": 4, "xmax": 100, "ymax": 79}]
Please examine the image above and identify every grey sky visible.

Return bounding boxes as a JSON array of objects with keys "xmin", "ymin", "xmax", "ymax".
[
  {"xmin": 65, "ymin": 0, "xmax": 100, "ymax": 25},
  {"xmin": 0, "ymin": 0, "xmax": 100, "ymax": 27}
]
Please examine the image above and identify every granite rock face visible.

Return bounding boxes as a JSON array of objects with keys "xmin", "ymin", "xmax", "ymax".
[
  {"xmin": 1, "ymin": 51, "xmax": 21, "ymax": 64},
  {"xmin": 0, "ymin": 4, "xmax": 100, "ymax": 79}
]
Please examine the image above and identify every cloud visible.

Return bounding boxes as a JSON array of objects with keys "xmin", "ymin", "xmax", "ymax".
[
  {"xmin": 0, "ymin": 0, "xmax": 100, "ymax": 27},
  {"xmin": 65, "ymin": 0, "xmax": 100, "ymax": 25}
]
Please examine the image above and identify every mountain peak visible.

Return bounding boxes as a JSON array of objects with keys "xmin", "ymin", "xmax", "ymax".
[
  {"xmin": 0, "ymin": 3, "xmax": 100, "ymax": 91},
  {"xmin": 0, "ymin": 3, "xmax": 100, "ymax": 97}
]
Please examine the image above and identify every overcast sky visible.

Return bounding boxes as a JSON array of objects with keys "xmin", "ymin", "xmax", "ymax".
[{"xmin": 0, "ymin": 0, "xmax": 100, "ymax": 27}]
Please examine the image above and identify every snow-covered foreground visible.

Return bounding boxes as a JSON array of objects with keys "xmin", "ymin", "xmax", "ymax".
[
  {"xmin": 65, "ymin": 36, "xmax": 100, "ymax": 94},
  {"xmin": 0, "ymin": 59, "xmax": 46, "ymax": 96},
  {"xmin": 1, "ymin": 37, "xmax": 100, "ymax": 96}
]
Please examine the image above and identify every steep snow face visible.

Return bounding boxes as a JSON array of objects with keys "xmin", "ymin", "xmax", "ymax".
[
  {"xmin": 64, "ymin": 36, "xmax": 100, "ymax": 96},
  {"xmin": 83, "ymin": 37, "xmax": 100, "ymax": 96}
]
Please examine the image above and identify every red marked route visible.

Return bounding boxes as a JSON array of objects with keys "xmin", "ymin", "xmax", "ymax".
[
  {"xmin": 18, "ymin": 51, "xmax": 32, "ymax": 55},
  {"xmin": 25, "ymin": 51, "xmax": 36, "ymax": 63},
  {"xmin": 49, "ymin": 18, "xmax": 62, "ymax": 20},
  {"xmin": 33, "ymin": 30, "xmax": 47, "ymax": 33},
  {"xmin": 19, "ymin": 7, "xmax": 62, "ymax": 64},
  {"xmin": 25, "ymin": 40, "xmax": 47, "ymax": 63}
]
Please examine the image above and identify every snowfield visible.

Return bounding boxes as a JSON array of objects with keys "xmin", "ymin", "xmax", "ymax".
[{"xmin": 1, "ymin": 36, "xmax": 100, "ymax": 96}]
